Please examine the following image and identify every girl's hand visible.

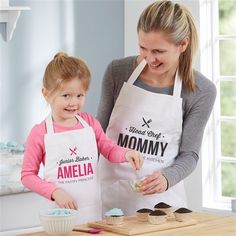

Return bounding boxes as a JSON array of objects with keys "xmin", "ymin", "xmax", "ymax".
[
  {"xmin": 140, "ymin": 171, "xmax": 168, "ymax": 195},
  {"xmin": 125, "ymin": 150, "xmax": 144, "ymax": 170},
  {"xmin": 52, "ymin": 189, "xmax": 78, "ymax": 210}
]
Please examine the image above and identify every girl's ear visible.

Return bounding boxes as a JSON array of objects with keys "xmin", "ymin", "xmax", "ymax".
[{"xmin": 42, "ymin": 88, "xmax": 49, "ymax": 101}]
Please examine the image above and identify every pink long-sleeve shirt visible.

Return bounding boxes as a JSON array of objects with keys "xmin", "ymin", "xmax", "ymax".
[{"xmin": 21, "ymin": 112, "xmax": 127, "ymax": 200}]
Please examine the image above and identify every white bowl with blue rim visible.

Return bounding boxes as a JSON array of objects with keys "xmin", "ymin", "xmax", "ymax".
[{"xmin": 39, "ymin": 208, "xmax": 78, "ymax": 236}]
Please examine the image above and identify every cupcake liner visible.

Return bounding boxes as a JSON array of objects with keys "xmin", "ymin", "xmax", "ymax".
[
  {"xmin": 174, "ymin": 212, "xmax": 193, "ymax": 222},
  {"xmin": 136, "ymin": 212, "xmax": 150, "ymax": 222},
  {"xmin": 105, "ymin": 216, "xmax": 124, "ymax": 225},
  {"xmin": 148, "ymin": 215, "xmax": 167, "ymax": 225}
]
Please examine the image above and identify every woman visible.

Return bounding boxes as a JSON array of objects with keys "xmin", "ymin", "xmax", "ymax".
[{"xmin": 97, "ymin": 0, "xmax": 216, "ymax": 215}]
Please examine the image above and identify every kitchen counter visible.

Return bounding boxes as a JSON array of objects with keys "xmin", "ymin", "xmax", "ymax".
[
  {"xmin": 0, "ymin": 153, "xmax": 28, "ymax": 196},
  {"xmin": 19, "ymin": 211, "xmax": 236, "ymax": 236}
]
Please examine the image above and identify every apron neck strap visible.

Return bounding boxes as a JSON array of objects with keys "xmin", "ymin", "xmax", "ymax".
[
  {"xmin": 127, "ymin": 59, "xmax": 147, "ymax": 84},
  {"xmin": 75, "ymin": 114, "xmax": 89, "ymax": 128},
  {"xmin": 46, "ymin": 115, "xmax": 54, "ymax": 134},
  {"xmin": 45, "ymin": 114, "xmax": 89, "ymax": 134},
  {"xmin": 173, "ymin": 70, "xmax": 182, "ymax": 98},
  {"xmin": 127, "ymin": 58, "xmax": 182, "ymax": 98}
]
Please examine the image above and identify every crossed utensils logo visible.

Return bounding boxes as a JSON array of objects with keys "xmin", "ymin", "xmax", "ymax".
[
  {"xmin": 69, "ymin": 146, "xmax": 77, "ymax": 156},
  {"xmin": 142, "ymin": 117, "xmax": 152, "ymax": 128}
]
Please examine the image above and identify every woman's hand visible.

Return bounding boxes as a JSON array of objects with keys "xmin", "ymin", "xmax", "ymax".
[
  {"xmin": 140, "ymin": 171, "xmax": 168, "ymax": 195},
  {"xmin": 125, "ymin": 150, "xmax": 144, "ymax": 170},
  {"xmin": 52, "ymin": 189, "xmax": 78, "ymax": 210}
]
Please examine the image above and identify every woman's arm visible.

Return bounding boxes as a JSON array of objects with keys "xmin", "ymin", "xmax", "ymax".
[
  {"xmin": 97, "ymin": 57, "xmax": 136, "ymax": 130},
  {"xmin": 141, "ymin": 74, "xmax": 216, "ymax": 194},
  {"xmin": 96, "ymin": 61, "xmax": 115, "ymax": 131},
  {"xmin": 160, "ymin": 76, "xmax": 217, "ymax": 189}
]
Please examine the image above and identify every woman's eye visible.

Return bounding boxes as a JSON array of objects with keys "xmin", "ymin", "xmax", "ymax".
[
  {"xmin": 153, "ymin": 50, "xmax": 164, "ymax": 54},
  {"xmin": 140, "ymin": 46, "xmax": 146, "ymax": 51}
]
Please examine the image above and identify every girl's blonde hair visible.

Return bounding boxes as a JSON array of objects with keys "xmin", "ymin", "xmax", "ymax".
[
  {"xmin": 137, "ymin": 0, "xmax": 198, "ymax": 93},
  {"xmin": 43, "ymin": 52, "xmax": 91, "ymax": 98}
]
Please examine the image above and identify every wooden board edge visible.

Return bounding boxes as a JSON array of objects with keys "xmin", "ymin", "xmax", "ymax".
[
  {"xmin": 87, "ymin": 222, "xmax": 133, "ymax": 235},
  {"xmin": 87, "ymin": 219, "xmax": 197, "ymax": 236}
]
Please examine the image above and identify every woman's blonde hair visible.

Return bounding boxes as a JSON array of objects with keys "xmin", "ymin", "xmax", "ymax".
[
  {"xmin": 43, "ymin": 52, "xmax": 91, "ymax": 98},
  {"xmin": 137, "ymin": 0, "xmax": 198, "ymax": 93}
]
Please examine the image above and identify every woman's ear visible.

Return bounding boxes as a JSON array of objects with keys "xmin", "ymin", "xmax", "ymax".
[{"xmin": 179, "ymin": 37, "xmax": 189, "ymax": 52}]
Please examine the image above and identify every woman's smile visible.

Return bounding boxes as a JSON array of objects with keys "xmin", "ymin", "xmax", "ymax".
[{"xmin": 149, "ymin": 62, "xmax": 162, "ymax": 69}]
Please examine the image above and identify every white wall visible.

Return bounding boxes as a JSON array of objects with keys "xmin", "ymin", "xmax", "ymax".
[
  {"xmin": 0, "ymin": 0, "xmax": 124, "ymax": 232},
  {"xmin": 0, "ymin": 0, "xmax": 124, "ymax": 143},
  {"xmin": 124, "ymin": 0, "xmax": 202, "ymax": 211}
]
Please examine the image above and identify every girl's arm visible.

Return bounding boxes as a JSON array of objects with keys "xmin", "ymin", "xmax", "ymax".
[
  {"xmin": 21, "ymin": 124, "xmax": 59, "ymax": 200},
  {"xmin": 82, "ymin": 113, "xmax": 143, "ymax": 169}
]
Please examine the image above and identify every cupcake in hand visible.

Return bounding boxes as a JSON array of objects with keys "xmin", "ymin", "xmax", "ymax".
[{"xmin": 105, "ymin": 208, "xmax": 124, "ymax": 225}]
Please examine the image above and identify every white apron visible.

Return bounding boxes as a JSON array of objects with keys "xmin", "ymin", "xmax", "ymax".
[
  {"xmin": 99, "ymin": 59, "xmax": 186, "ymax": 216},
  {"xmin": 44, "ymin": 114, "xmax": 102, "ymax": 224}
]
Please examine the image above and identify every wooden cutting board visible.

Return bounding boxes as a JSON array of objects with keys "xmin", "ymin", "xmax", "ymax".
[{"xmin": 86, "ymin": 216, "xmax": 197, "ymax": 236}]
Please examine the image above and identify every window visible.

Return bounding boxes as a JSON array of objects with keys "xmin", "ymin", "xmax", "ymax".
[{"xmin": 200, "ymin": 0, "xmax": 236, "ymax": 211}]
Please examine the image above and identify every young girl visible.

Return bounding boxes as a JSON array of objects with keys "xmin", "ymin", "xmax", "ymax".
[{"xmin": 21, "ymin": 52, "xmax": 143, "ymax": 224}]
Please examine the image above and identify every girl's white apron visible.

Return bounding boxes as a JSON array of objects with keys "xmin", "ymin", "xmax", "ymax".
[
  {"xmin": 99, "ymin": 59, "xmax": 186, "ymax": 216},
  {"xmin": 44, "ymin": 115, "xmax": 102, "ymax": 224}
]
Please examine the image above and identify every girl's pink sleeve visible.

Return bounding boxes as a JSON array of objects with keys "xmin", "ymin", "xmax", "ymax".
[
  {"xmin": 81, "ymin": 113, "xmax": 128, "ymax": 162},
  {"xmin": 21, "ymin": 123, "xmax": 59, "ymax": 200}
]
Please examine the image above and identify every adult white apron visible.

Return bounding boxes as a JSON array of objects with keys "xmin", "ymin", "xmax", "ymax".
[
  {"xmin": 44, "ymin": 114, "xmax": 102, "ymax": 224},
  {"xmin": 99, "ymin": 59, "xmax": 186, "ymax": 216}
]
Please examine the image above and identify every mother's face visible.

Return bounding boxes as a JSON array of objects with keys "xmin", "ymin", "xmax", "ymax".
[{"xmin": 138, "ymin": 30, "xmax": 189, "ymax": 76}]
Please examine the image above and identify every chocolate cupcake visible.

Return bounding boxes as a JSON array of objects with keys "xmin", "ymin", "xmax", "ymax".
[
  {"xmin": 154, "ymin": 202, "xmax": 173, "ymax": 216},
  {"xmin": 174, "ymin": 208, "xmax": 193, "ymax": 222},
  {"xmin": 148, "ymin": 210, "xmax": 167, "ymax": 225},
  {"xmin": 136, "ymin": 208, "xmax": 153, "ymax": 222}
]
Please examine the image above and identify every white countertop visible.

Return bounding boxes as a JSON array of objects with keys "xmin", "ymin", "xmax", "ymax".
[{"xmin": 0, "ymin": 226, "xmax": 43, "ymax": 236}]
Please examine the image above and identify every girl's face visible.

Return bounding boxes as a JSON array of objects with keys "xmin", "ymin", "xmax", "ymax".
[
  {"xmin": 138, "ymin": 30, "xmax": 188, "ymax": 77},
  {"xmin": 44, "ymin": 78, "xmax": 86, "ymax": 125}
]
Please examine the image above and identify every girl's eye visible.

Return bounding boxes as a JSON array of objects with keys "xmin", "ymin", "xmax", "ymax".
[
  {"xmin": 62, "ymin": 94, "xmax": 70, "ymax": 99},
  {"xmin": 77, "ymin": 94, "xmax": 84, "ymax": 98}
]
